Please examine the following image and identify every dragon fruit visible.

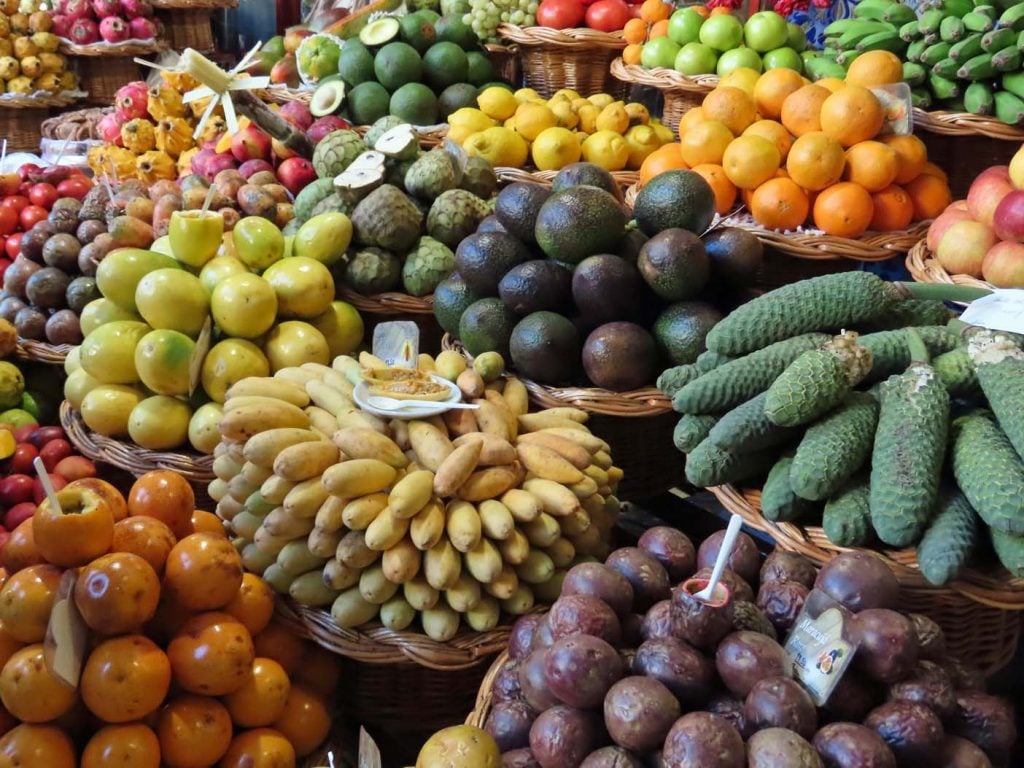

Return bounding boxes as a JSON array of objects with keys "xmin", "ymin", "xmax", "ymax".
[
  {"xmin": 68, "ymin": 17, "xmax": 99, "ymax": 44},
  {"xmin": 114, "ymin": 81, "xmax": 148, "ymax": 121},
  {"xmin": 92, "ymin": 0, "xmax": 119, "ymax": 17},
  {"xmin": 97, "ymin": 111, "xmax": 125, "ymax": 146},
  {"xmin": 63, "ymin": 0, "xmax": 92, "ymax": 21},
  {"xmin": 128, "ymin": 16, "xmax": 156, "ymax": 39},
  {"xmin": 50, "ymin": 14, "xmax": 72, "ymax": 36},
  {"xmin": 120, "ymin": 0, "xmax": 152, "ymax": 16},
  {"xmin": 147, "ymin": 85, "xmax": 184, "ymax": 121},
  {"xmin": 99, "ymin": 16, "xmax": 129, "ymax": 42}
]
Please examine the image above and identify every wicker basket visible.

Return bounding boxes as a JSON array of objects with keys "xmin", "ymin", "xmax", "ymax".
[
  {"xmin": 337, "ymin": 286, "xmax": 442, "ymax": 352},
  {"xmin": 497, "ymin": 25, "xmax": 627, "ymax": 100},
  {"xmin": 712, "ymin": 484, "xmax": 1022, "ymax": 673},
  {"xmin": 76, "ymin": 57, "xmax": 144, "ymax": 106},
  {"xmin": 159, "ymin": 9, "xmax": 215, "ymax": 51},
  {"xmin": 496, "ymin": 166, "xmax": 639, "ymax": 191},
  {"xmin": 59, "ymin": 39, "xmax": 167, "ymax": 56},
  {"xmin": 15, "ymin": 340, "xmax": 71, "ymax": 365},
  {"xmin": 486, "ymin": 43, "xmax": 521, "ymax": 88},
  {"xmin": 41, "ymin": 106, "xmax": 110, "ymax": 141},
  {"xmin": 905, "ymin": 238, "xmax": 992, "ymax": 300},
  {"xmin": 0, "ymin": 93, "xmax": 81, "ymax": 151},
  {"xmin": 465, "ymin": 650, "xmax": 507, "ymax": 729},
  {"xmin": 255, "ymin": 87, "xmax": 313, "ymax": 106},
  {"xmin": 610, "ymin": 58, "xmax": 717, "ymax": 133}
]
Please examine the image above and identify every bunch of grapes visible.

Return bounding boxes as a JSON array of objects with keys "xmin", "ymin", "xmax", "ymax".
[{"xmin": 465, "ymin": 0, "xmax": 538, "ymax": 43}]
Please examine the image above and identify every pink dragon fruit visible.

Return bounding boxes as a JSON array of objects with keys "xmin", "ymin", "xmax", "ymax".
[
  {"xmin": 63, "ymin": 0, "xmax": 92, "ymax": 20},
  {"xmin": 53, "ymin": 0, "xmax": 68, "ymax": 12},
  {"xmin": 120, "ymin": 0, "xmax": 152, "ymax": 17},
  {"xmin": 127, "ymin": 16, "xmax": 156, "ymax": 38},
  {"xmin": 97, "ymin": 112, "xmax": 125, "ymax": 146},
  {"xmin": 99, "ymin": 16, "xmax": 130, "ymax": 42},
  {"xmin": 69, "ymin": 17, "xmax": 100, "ymax": 44},
  {"xmin": 92, "ymin": 0, "xmax": 119, "ymax": 17},
  {"xmin": 114, "ymin": 81, "xmax": 149, "ymax": 121},
  {"xmin": 51, "ymin": 14, "xmax": 73, "ymax": 37}
]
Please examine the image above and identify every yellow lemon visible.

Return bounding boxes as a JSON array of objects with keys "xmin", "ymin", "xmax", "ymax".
[
  {"xmin": 514, "ymin": 87, "xmax": 541, "ymax": 103},
  {"xmin": 623, "ymin": 124, "xmax": 663, "ymax": 170},
  {"xmin": 531, "ymin": 126, "xmax": 581, "ymax": 171},
  {"xmin": 552, "ymin": 88, "xmax": 581, "ymax": 102},
  {"xmin": 596, "ymin": 101, "xmax": 630, "ymax": 134},
  {"xmin": 588, "ymin": 93, "xmax": 615, "ymax": 109},
  {"xmin": 581, "ymin": 130, "xmax": 630, "ymax": 171},
  {"xmin": 464, "ymin": 126, "xmax": 529, "ymax": 167},
  {"xmin": 549, "ymin": 99, "xmax": 579, "ymax": 129},
  {"xmin": 449, "ymin": 107, "xmax": 494, "ymax": 134},
  {"xmin": 719, "ymin": 67, "xmax": 761, "ymax": 96},
  {"xmin": 477, "ymin": 86, "xmax": 518, "ymax": 121},
  {"xmin": 625, "ymin": 102, "xmax": 650, "ymax": 125},
  {"xmin": 576, "ymin": 104, "xmax": 599, "ymax": 134},
  {"xmin": 513, "ymin": 101, "xmax": 558, "ymax": 141},
  {"xmin": 571, "ymin": 98, "xmax": 590, "ymax": 112},
  {"xmin": 650, "ymin": 119, "xmax": 675, "ymax": 144}
]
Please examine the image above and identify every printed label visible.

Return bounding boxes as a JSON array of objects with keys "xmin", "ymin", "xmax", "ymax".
[
  {"xmin": 872, "ymin": 83, "xmax": 913, "ymax": 136},
  {"xmin": 785, "ymin": 606, "xmax": 856, "ymax": 706},
  {"xmin": 961, "ymin": 290, "xmax": 1024, "ymax": 335},
  {"xmin": 373, "ymin": 321, "xmax": 420, "ymax": 368}
]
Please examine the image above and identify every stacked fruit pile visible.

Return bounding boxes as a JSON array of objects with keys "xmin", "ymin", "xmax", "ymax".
[
  {"xmin": 925, "ymin": 142, "xmax": 1024, "ymax": 287},
  {"xmin": 467, "ymin": 535, "xmax": 1009, "ymax": 766},
  {"xmin": 530, "ymin": 0, "xmax": 632, "ymax": 34},
  {"xmin": 448, "ymin": 85, "xmax": 675, "ymax": 172},
  {"xmin": 0, "ymin": 468, "xmax": 338, "ymax": 764},
  {"xmin": 660, "ymin": 270, "xmax": 1024, "ymax": 585},
  {"xmin": 805, "ymin": 0, "xmax": 1024, "ymax": 124},
  {"xmin": 51, "ymin": 0, "xmax": 159, "ymax": 45},
  {"xmin": 0, "ymin": 0, "xmax": 74, "ymax": 96},
  {"xmin": 210, "ymin": 352, "xmax": 621, "ymax": 638},
  {"xmin": 660, "ymin": 72, "xmax": 951, "ymax": 237},
  {"xmin": 250, "ymin": 27, "xmax": 313, "ymax": 89},
  {"xmin": 629, "ymin": 7, "xmax": 808, "ymax": 77}
]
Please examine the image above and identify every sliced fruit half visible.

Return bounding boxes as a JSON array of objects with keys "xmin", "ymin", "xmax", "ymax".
[
  {"xmin": 310, "ymin": 80, "xmax": 346, "ymax": 118},
  {"xmin": 359, "ymin": 16, "xmax": 401, "ymax": 47},
  {"xmin": 374, "ymin": 123, "xmax": 419, "ymax": 159}
]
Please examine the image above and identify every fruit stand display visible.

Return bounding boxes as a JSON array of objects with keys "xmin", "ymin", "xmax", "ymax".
[{"xmin": 152, "ymin": 0, "xmax": 237, "ymax": 55}]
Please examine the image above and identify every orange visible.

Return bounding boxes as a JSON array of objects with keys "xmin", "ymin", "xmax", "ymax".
[
  {"xmin": 639, "ymin": 143, "xmax": 688, "ymax": 186},
  {"xmin": 846, "ymin": 50, "xmax": 903, "ymax": 88},
  {"xmin": 843, "ymin": 140, "xmax": 899, "ymax": 192},
  {"xmin": 680, "ymin": 119, "xmax": 733, "ymax": 166},
  {"xmin": 678, "ymin": 106, "xmax": 706, "ymax": 136},
  {"xmin": 880, "ymin": 134, "xmax": 928, "ymax": 185},
  {"xmin": 111, "ymin": 516, "xmax": 176, "ymax": 576},
  {"xmin": 815, "ymin": 76, "xmax": 845, "ymax": 93},
  {"xmin": 813, "ymin": 182, "xmax": 874, "ymax": 238},
  {"xmin": 719, "ymin": 67, "xmax": 760, "ymax": 96},
  {"xmin": 780, "ymin": 84, "xmax": 831, "ymax": 136},
  {"xmin": 223, "ymin": 657, "xmax": 291, "ymax": 727},
  {"xmin": 0, "ymin": 564, "xmax": 61, "ymax": 644},
  {"xmin": 640, "ymin": 0, "xmax": 671, "ymax": 23},
  {"xmin": 905, "ymin": 173, "xmax": 952, "ymax": 221},
  {"xmin": 252, "ymin": 622, "xmax": 305, "ymax": 676},
  {"xmin": 272, "ymin": 686, "xmax": 331, "ymax": 758},
  {"xmin": 623, "ymin": 18, "xmax": 648, "ymax": 44},
  {"xmin": 750, "ymin": 177, "xmax": 810, "ymax": 231},
  {"xmin": 191, "ymin": 509, "xmax": 225, "ymax": 536},
  {"xmin": 68, "ymin": 477, "xmax": 128, "ymax": 522},
  {"xmin": 753, "ymin": 68, "xmax": 806, "ymax": 120},
  {"xmin": 722, "ymin": 135, "xmax": 782, "ymax": 190},
  {"xmin": 919, "ymin": 160, "xmax": 948, "ymax": 182},
  {"xmin": 80, "ymin": 635, "xmax": 171, "ymax": 723},
  {"xmin": 743, "ymin": 119, "xmax": 794, "ymax": 161},
  {"xmin": 219, "ymin": 728, "xmax": 297, "ymax": 768},
  {"xmin": 690, "ymin": 5, "xmax": 709, "ymax": 17},
  {"xmin": 167, "ymin": 611, "xmax": 254, "ymax": 697},
  {"xmin": 2, "ymin": 519, "xmax": 43, "ymax": 575},
  {"xmin": 787, "ymin": 132, "xmax": 846, "ymax": 191},
  {"xmin": 127, "ymin": 470, "xmax": 195, "ymax": 540},
  {"xmin": 163, "ymin": 532, "xmax": 244, "ymax": 611},
  {"xmin": 157, "ymin": 695, "xmax": 233, "ymax": 768},
  {"xmin": 650, "ymin": 19, "xmax": 669, "ymax": 38},
  {"xmin": 0, "ymin": 644, "xmax": 78, "ymax": 723},
  {"xmin": 225, "ymin": 572, "xmax": 275, "ymax": 636},
  {"xmin": 702, "ymin": 86, "xmax": 757, "ymax": 135},
  {"xmin": 690, "ymin": 164, "xmax": 737, "ymax": 214},
  {"xmin": 870, "ymin": 185, "xmax": 914, "ymax": 231},
  {"xmin": 81, "ymin": 723, "xmax": 160, "ymax": 768},
  {"xmin": 0, "ymin": 725, "xmax": 76, "ymax": 768},
  {"xmin": 623, "ymin": 43, "xmax": 643, "ymax": 65},
  {"xmin": 74, "ymin": 552, "xmax": 161, "ymax": 636},
  {"xmin": 819, "ymin": 86, "xmax": 884, "ymax": 147}
]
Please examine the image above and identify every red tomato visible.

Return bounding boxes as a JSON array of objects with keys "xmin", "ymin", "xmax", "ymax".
[
  {"xmin": 536, "ymin": 0, "xmax": 585, "ymax": 28},
  {"xmin": 1, "ymin": 196, "xmax": 29, "ymax": 214},
  {"xmin": 5, "ymin": 233, "xmax": 21, "ymax": 260},
  {"xmin": 585, "ymin": 0, "xmax": 630, "ymax": 30},
  {"xmin": 19, "ymin": 205, "xmax": 47, "ymax": 230},
  {"xmin": 27, "ymin": 184, "xmax": 57, "ymax": 210},
  {"xmin": 56, "ymin": 177, "xmax": 91, "ymax": 201},
  {"xmin": 0, "ymin": 206, "xmax": 16, "ymax": 237}
]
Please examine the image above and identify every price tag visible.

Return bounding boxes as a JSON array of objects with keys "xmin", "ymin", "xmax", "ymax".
[
  {"xmin": 372, "ymin": 321, "xmax": 419, "ymax": 369},
  {"xmin": 189, "ymin": 316, "xmax": 213, "ymax": 396},
  {"xmin": 872, "ymin": 83, "xmax": 913, "ymax": 136},
  {"xmin": 44, "ymin": 570, "xmax": 89, "ymax": 687},
  {"xmin": 784, "ymin": 601, "xmax": 856, "ymax": 706},
  {"xmin": 961, "ymin": 290, "xmax": 1024, "ymax": 335}
]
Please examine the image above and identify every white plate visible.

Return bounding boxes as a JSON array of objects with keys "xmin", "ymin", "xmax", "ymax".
[{"xmin": 353, "ymin": 375, "xmax": 463, "ymax": 420}]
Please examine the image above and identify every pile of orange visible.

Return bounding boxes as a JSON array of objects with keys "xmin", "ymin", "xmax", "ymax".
[
  {"xmin": 623, "ymin": 2, "xmax": 730, "ymax": 65},
  {"xmin": 639, "ymin": 56, "xmax": 952, "ymax": 238},
  {"xmin": 0, "ymin": 469, "xmax": 338, "ymax": 767}
]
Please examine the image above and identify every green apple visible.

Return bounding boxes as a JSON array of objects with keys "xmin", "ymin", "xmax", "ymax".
[
  {"xmin": 763, "ymin": 46, "xmax": 804, "ymax": 73},
  {"xmin": 641, "ymin": 37, "xmax": 681, "ymax": 70},
  {"xmin": 788, "ymin": 22, "xmax": 807, "ymax": 52},
  {"xmin": 674, "ymin": 42, "xmax": 718, "ymax": 76},
  {"xmin": 698, "ymin": 14, "xmax": 743, "ymax": 53},
  {"xmin": 232, "ymin": 216, "xmax": 285, "ymax": 272},
  {"xmin": 744, "ymin": 11, "xmax": 788, "ymax": 53},
  {"xmin": 717, "ymin": 47, "xmax": 763, "ymax": 76},
  {"xmin": 667, "ymin": 8, "xmax": 703, "ymax": 47}
]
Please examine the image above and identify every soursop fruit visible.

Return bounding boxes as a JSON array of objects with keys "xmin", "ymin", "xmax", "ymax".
[
  {"xmin": 402, "ymin": 236, "xmax": 455, "ymax": 296},
  {"xmin": 459, "ymin": 155, "xmax": 497, "ymax": 199},
  {"xmin": 294, "ymin": 177, "xmax": 336, "ymax": 222},
  {"xmin": 345, "ymin": 247, "xmax": 403, "ymax": 295},
  {"xmin": 385, "ymin": 156, "xmax": 419, "ymax": 193},
  {"xmin": 364, "ymin": 115, "xmax": 408, "ymax": 148},
  {"xmin": 351, "ymin": 184, "xmax": 423, "ymax": 252},
  {"xmin": 312, "ymin": 129, "xmax": 366, "ymax": 179},
  {"xmin": 311, "ymin": 192, "xmax": 354, "ymax": 218},
  {"xmin": 427, "ymin": 189, "xmax": 490, "ymax": 249},
  {"xmin": 405, "ymin": 150, "xmax": 460, "ymax": 201}
]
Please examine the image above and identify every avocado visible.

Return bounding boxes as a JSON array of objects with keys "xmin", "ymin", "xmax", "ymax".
[
  {"xmin": 337, "ymin": 38, "xmax": 376, "ymax": 86},
  {"xmin": 494, "ymin": 182, "xmax": 550, "ymax": 245},
  {"xmin": 399, "ymin": 10, "xmax": 437, "ymax": 53},
  {"xmin": 466, "ymin": 51, "xmax": 496, "ymax": 86},
  {"xmin": 633, "ymin": 170, "xmax": 716, "ymax": 237},
  {"xmin": 310, "ymin": 80, "xmax": 346, "ymax": 117},
  {"xmin": 423, "ymin": 41, "xmax": 469, "ymax": 91},
  {"xmin": 499, "ymin": 260, "xmax": 573, "ymax": 316},
  {"xmin": 438, "ymin": 82, "xmax": 478, "ymax": 120},
  {"xmin": 534, "ymin": 186, "xmax": 626, "ymax": 264},
  {"xmin": 582, "ymin": 322, "xmax": 658, "ymax": 391},
  {"xmin": 550, "ymin": 162, "xmax": 623, "ymax": 202},
  {"xmin": 653, "ymin": 302, "xmax": 723, "ymax": 366},
  {"xmin": 616, "ymin": 228, "xmax": 648, "ymax": 263},
  {"xmin": 509, "ymin": 311, "xmax": 580, "ymax": 384},
  {"xmin": 638, "ymin": 229, "xmax": 710, "ymax": 301},
  {"xmin": 477, "ymin": 214, "xmax": 507, "ymax": 234},
  {"xmin": 435, "ymin": 14, "xmax": 477, "ymax": 51},
  {"xmin": 702, "ymin": 227, "xmax": 764, "ymax": 290},
  {"xmin": 459, "ymin": 297, "xmax": 518, "ymax": 359},
  {"xmin": 433, "ymin": 272, "xmax": 483, "ymax": 337},
  {"xmin": 374, "ymin": 42, "xmax": 423, "ymax": 92},
  {"xmin": 455, "ymin": 231, "xmax": 530, "ymax": 296},
  {"xmin": 571, "ymin": 254, "xmax": 646, "ymax": 325}
]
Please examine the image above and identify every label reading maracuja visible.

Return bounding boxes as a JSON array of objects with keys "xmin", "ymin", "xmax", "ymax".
[
  {"xmin": 784, "ymin": 603, "xmax": 856, "ymax": 706},
  {"xmin": 373, "ymin": 321, "xmax": 420, "ymax": 369}
]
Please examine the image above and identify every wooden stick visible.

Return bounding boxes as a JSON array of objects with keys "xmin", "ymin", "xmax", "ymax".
[{"xmin": 231, "ymin": 89, "xmax": 313, "ymax": 158}]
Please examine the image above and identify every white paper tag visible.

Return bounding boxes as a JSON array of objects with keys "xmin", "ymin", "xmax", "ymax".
[
  {"xmin": 372, "ymin": 322, "xmax": 419, "ymax": 369},
  {"xmin": 960, "ymin": 289, "xmax": 1024, "ymax": 335},
  {"xmin": 784, "ymin": 606, "xmax": 856, "ymax": 706},
  {"xmin": 872, "ymin": 83, "xmax": 913, "ymax": 136}
]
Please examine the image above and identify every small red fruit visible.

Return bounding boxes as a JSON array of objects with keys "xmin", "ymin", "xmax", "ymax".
[
  {"xmin": 12, "ymin": 426, "xmax": 35, "ymax": 444},
  {"xmin": 53, "ymin": 456, "xmax": 97, "ymax": 482},
  {"xmin": 27, "ymin": 183, "xmax": 57, "ymax": 210},
  {"xmin": 29, "ymin": 427, "xmax": 65, "ymax": 449},
  {"xmin": 38, "ymin": 439, "xmax": 72, "ymax": 472},
  {"xmin": 18, "ymin": 205, "xmax": 47, "ymax": 230},
  {"xmin": 0, "ymin": 475, "xmax": 35, "ymax": 506},
  {"xmin": 56, "ymin": 177, "xmax": 92, "ymax": 201},
  {"xmin": 1, "ymin": 196, "xmax": 29, "ymax": 214},
  {"xmin": 0, "ymin": 206, "xmax": 16, "ymax": 237},
  {"xmin": 32, "ymin": 473, "xmax": 68, "ymax": 504},
  {"xmin": 585, "ymin": 0, "xmax": 630, "ymax": 30},
  {"xmin": 8, "ymin": 443, "xmax": 38, "ymax": 475},
  {"xmin": 3, "ymin": 502, "xmax": 34, "ymax": 531},
  {"xmin": 4, "ymin": 233, "xmax": 20, "ymax": 260}
]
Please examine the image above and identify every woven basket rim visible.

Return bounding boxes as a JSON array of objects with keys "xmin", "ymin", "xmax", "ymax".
[
  {"xmin": 913, "ymin": 107, "xmax": 1024, "ymax": 141},
  {"xmin": 465, "ymin": 650, "xmax": 507, "ymax": 728},
  {"xmin": 336, "ymin": 286, "xmax": 435, "ymax": 315},
  {"xmin": 498, "ymin": 23, "xmax": 626, "ymax": 49},
  {"xmin": 906, "ymin": 238, "xmax": 994, "ymax": 301},
  {"xmin": 60, "ymin": 400, "xmax": 214, "ymax": 480},
  {"xmin": 0, "ymin": 92, "xmax": 82, "ymax": 109},
  {"xmin": 15, "ymin": 339, "xmax": 71, "ymax": 365},
  {"xmin": 59, "ymin": 39, "xmax": 168, "ymax": 56},
  {"xmin": 496, "ymin": 166, "xmax": 638, "ymax": 190},
  {"xmin": 711, "ymin": 484, "xmax": 1024, "ymax": 610},
  {"xmin": 610, "ymin": 57, "xmax": 719, "ymax": 95},
  {"xmin": 152, "ymin": 0, "xmax": 237, "ymax": 7}
]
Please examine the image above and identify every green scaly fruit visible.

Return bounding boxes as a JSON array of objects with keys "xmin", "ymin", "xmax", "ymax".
[
  {"xmin": 696, "ymin": 350, "xmax": 732, "ymax": 373},
  {"xmin": 761, "ymin": 454, "xmax": 816, "ymax": 523},
  {"xmin": 861, "ymin": 327, "xmax": 961, "ymax": 382},
  {"xmin": 932, "ymin": 347, "xmax": 980, "ymax": 396},
  {"xmin": 684, "ymin": 440, "xmax": 776, "ymax": 488},
  {"xmin": 823, "ymin": 477, "xmax": 873, "ymax": 547},
  {"xmin": 658, "ymin": 364, "xmax": 701, "ymax": 398},
  {"xmin": 950, "ymin": 409, "xmax": 1024, "ymax": 536},
  {"xmin": 990, "ymin": 529, "xmax": 1024, "ymax": 578},
  {"xmin": 969, "ymin": 329, "xmax": 1024, "ymax": 459},
  {"xmin": 708, "ymin": 391, "xmax": 800, "ymax": 453},
  {"xmin": 917, "ymin": 488, "xmax": 980, "ymax": 586},
  {"xmin": 673, "ymin": 413, "xmax": 718, "ymax": 454},
  {"xmin": 864, "ymin": 299, "xmax": 954, "ymax": 330}
]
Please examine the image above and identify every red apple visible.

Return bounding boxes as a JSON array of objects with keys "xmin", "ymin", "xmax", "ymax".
[
  {"xmin": 53, "ymin": 455, "xmax": 96, "ymax": 481},
  {"xmin": 19, "ymin": 205, "xmax": 47, "ymax": 230},
  {"xmin": 269, "ymin": 56, "xmax": 300, "ymax": 88},
  {"xmin": 13, "ymin": 425, "xmax": 36, "ymax": 443},
  {"xmin": 3, "ymin": 502, "xmax": 34, "ymax": 531},
  {"xmin": 936, "ymin": 220, "xmax": 998, "ymax": 278},
  {"xmin": 276, "ymin": 157, "xmax": 317, "ymax": 196},
  {"xmin": 983, "ymin": 241, "xmax": 1024, "ymax": 288},
  {"xmin": 238, "ymin": 159, "xmax": 275, "ymax": 179},
  {"xmin": 927, "ymin": 203, "xmax": 973, "ymax": 252},
  {"xmin": 8, "ymin": 443, "xmax": 38, "ymax": 475},
  {"xmin": 279, "ymin": 101, "xmax": 313, "ymax": 132},
  {"xmin": 230, "ymin": 124, "xmax": 273, "ymax": 163},
  {"xmin": 1, "ymin": 195, "xmax": 29, "ymax": 214},
  {"xmin": 0, "ymin": 474, "xmax": 35, "ymax": 506},
  {"xmin": 967, "ymin": 166, "xmax": 1013, "ymax": 227},
  {"xmin": 32, "ymin": 472, "xmax": 68, "ymax": 504},
  {"xmin": 283, "ymin": 26, "xmax": 313, "ymax": 54},
  {"xmin": 29, "ymin": 426, "xmax": 65, "ymax": 448},
  {"xmin": 27, "ymin": 183, "xmax": 57, "ymax": 210},
  {"xmin": 306, "ymin": 116, "xmax": 350, "ymax": 144},
  {"xmin": 38, "ymin": 438, "xmax": 73, "ymax": 471},
  {"xmin": 56, "ymin": 176, "xmax": 92, "ymax": 201},
  {"xmin": 5, "ymin": 232, "xmax": 21, "ymax": 259},
  {"xmin": 993, "ymin": 190, "xmax": 1024, "ymax": 243}
]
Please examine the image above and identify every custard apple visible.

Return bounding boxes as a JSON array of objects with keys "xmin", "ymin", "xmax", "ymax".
[
  {"xmin": 351, "ymin": 184, "xmax": 423, "ymax": 252},
  {"xmin": 405, "ymin": 150, "xmax": 460, "ymax": 201},
  {"xmin": 385, "ymin": 156, "xmax": 419, "ymax": 193},
  {"xmin": 459, "ymin": 155, "xmax": 497, "ymax": 199},
  {"xmin": 426, "ymin": 189, "xmax": 490, "ymax": 249},
  {"xmin": 312, "ymin": 129, "xmax": 366, "ymax": 179},
  {"xmin": 310, "ymin": 192, "xmax": 354, "ymax": 218},
  {"xmin": 402, "ymin": 236, "xmax": 455, "ymax": 296},
  {"xmin": 345, "ymin": 247, "xmax": 403, "ymax": 295},
  {"xmin": 364, "ymin": 115, "xmax": 408, "ymax": 148},
  {"xmin": 294, "ymin": 178, "xmax": 336, "ymax": 221}
]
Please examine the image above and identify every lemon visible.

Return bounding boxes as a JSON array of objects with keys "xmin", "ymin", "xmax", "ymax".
[
  {"xmin": 581, "ymin": 130, "xmax": 630, "ymax": 171},
  {"xmin": 650, "ymin": 119, "xmax": 675, "ymax": 145},
  {"xmin": 588, "ymin": 93, "xmax": 615, "ymax": 109},
  {"xmin": 596, "ymin": 101, "xmax": 630, "ymax": 134},
  {"xmin": 623, "ymin": 124, "xmax": 663, "ymax": 170},
  {"xmin": 571, "ymin": 98, "xmax": 590, "ymax": 112},
  {"xmin": 514, "ymin": 87, "xmax": 541, "ymax": 103},
  {"xmin": 549, "ymin": 99, "xmax": 579, "ymax": 129},
  {"xmin": 552, "ymin": 88, "xmax": 581, "ymax": 102},
  {"xmin": 449, "ymin": 107, "xmax": 494, "ymax": 134},
  {"xmin": 477, "ymin": 86, "xmax": 518, "ymax": 121},
  {"xmin": 719, "ymin": 67, "xmax": 760, "ymax": 96},
  {"xmin": 625, "ymin": 102, "xmax": 650, "ymax": 125},
  {"xmin": 513, "ymin": 101, "xmax": 557, "ymax": 141},
  {"xmin": 464, "ymin": 126, "xmax": 529, "ymax": 167},
  {"xmin": 576, "ymin": 104, "xmax": 599, "ymax": 134},
  {"xmin": 531, "ymin": 127, "xmax": 581, "ymax": 171}
]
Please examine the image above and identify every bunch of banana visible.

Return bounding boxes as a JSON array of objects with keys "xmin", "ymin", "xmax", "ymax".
[{"xmin": 209, "ymin": 350, "xmax": 622, "ymax": 642}]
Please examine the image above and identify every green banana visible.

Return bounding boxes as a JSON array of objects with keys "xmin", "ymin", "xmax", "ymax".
[
  {"xmin": 993, "ymin": 44, "xmax": 1022, "ymax": 71},
  {"xmin": 949, "ymin": 32, "xmax": 985, "ymax": 60},
  {"xmin": 824, "ymin": 18, "xmax": 870, "ymax": 37},
  {"xmin": 1003, "ymin": 71, "xmax": 1024, "ymax": 99},
  {"xmin": 932, "ymin": 57, "xmax": 959, "ymax": 78},
  {"xmin": 995, "ymin": 90, "xmax": 1024, "ymax": 125},
  {"xmin": 911, "ymin": 87, "xmax": 933, "ymax": 110},
  {"xmin": 921, "ymin": 41, "xmax": 954, "ymax": 66},
  {"xmin": 903, "ymin": 60, "xmax": 928, "ymax": 86},
  {"xmin": 858, "ymin": 30, "xmax": 906, "ymax": 52},
  {"xmin": 907, "ymin": 38, "xmax": 929, "ymax": 62},
  {"xmin": 929, "ymin": 71, "xmax": 962, "ymax": 100},
  {"xmin": 838, "ymin": 23, "xmax": 894, "ymax": 50},
  {"xmin": 963, "ymin": 10, "xmax": 996, "ymax": 33},
  {"xmin": 958, "ymin": 51, "xmax": 999, "ymax": 79},
  {"xmin": 855, "ymin": 0, "xmax": 898, "ymax": 21},
  {"xmin": 974, "ymin": 5, "xmax": 999, "ymax": 20},
  {"xmin": 883, "ymin": 4, "xmax": 917, "ymax": 26},
  {"xmin": 940, "ymin": 15, "xmax": 966, "ymax": 42},
  {"xmin": 919, "ymin": 7, "xmax": 946, "ymax": 35},
  {"xmin": 997, "ymin": 3, "xmax": 1024, "ymax": 32},
  {"xmin": 804, "ymin": 56, "xmax": 847, "ymax": 81},
  {"xmin": 982, "ymin": 26, "xmax": 1016, "ymax": 51},
  {"xmin": 899, "ymin": 20, "xmax": 922, "ymax": 42},
  {"xmin": 964, "ymin": 80, "xmax": 996, "ymax": 115},
  {"xmin": 941, "ymin": 0, "xmax": 974, "ymax": 17},
  {"xmin": 837, "ymin": 49, "xmax": 862, "ymax": 66}
]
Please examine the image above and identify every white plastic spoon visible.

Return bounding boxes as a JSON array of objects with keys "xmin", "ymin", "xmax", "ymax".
[
  {"xmin": 695, "ymin": 513, "xmax": 743, "ymax": 602},
  {"xmin": 33, "ymin": 456, "xmax": 61, "ymax": 513},
  {"xmin": 366, "ymin": 395, "xmax": 479, "ymax": 411}
]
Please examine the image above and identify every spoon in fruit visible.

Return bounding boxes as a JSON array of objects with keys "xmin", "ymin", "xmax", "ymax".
[
  {"xmin": 366, "ymin": 395, "xmax": 479, "ymax": 411},
  {"xmin": 695, "ymin": 513, "xmax": 743, "ymax": 602}
]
